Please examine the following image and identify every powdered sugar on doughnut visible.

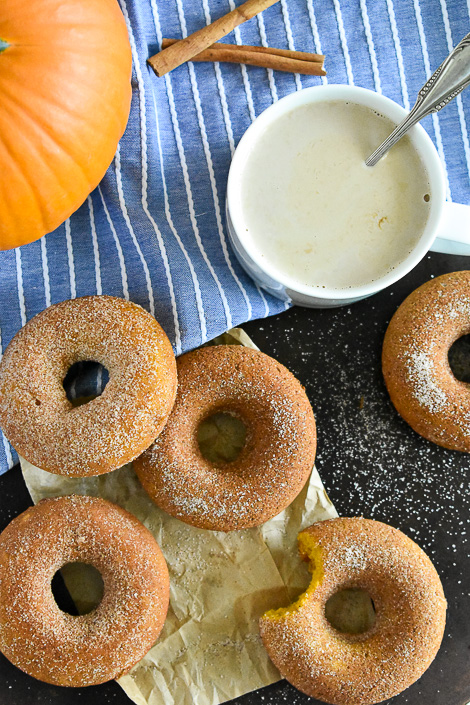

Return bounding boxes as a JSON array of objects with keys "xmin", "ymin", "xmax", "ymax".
[{"xmin": 406, "ymin": 349, "xmax": 448, "ymax": 413}]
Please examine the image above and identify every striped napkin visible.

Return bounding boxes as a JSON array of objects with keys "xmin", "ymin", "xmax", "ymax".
[{"xmin": 0, "ymin": 0, "xmax": 469, "ymax": 474}]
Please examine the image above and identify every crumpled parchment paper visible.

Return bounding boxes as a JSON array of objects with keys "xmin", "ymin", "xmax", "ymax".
[{"xmin": 20, "ymin": 328, "xmax": 337, "ymax": 705}]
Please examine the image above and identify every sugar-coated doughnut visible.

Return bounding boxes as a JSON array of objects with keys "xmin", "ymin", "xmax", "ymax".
[
  {"xmin": 0, "ymin": 296, "xmax": 177, "ymax": 475},
  {"xmin": 134, "ymin": 345, "xmax": 316, "ymax": 531},
  {"xmin": 383, "ymin": 271, "xmax": 470, "ymax": 451},
  {"xmin": 0, "ymin": 495, "xmax": 169, "ymax": 686},
  {"xmin": 260, "ymin": 517, "xmax": 446, "ymax": 705}
]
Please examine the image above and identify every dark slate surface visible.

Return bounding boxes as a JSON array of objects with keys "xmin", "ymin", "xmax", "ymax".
[{"xmin": 0, "ymin": 251, "xmax": 469, "ymax": 705}]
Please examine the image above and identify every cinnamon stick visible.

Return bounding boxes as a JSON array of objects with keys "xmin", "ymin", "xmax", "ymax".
[
  {"xmin": 158, "ymin": 39, "xmax": 326, "ymax": 76},
  {"xmin": 148, "ymin": 0, "xmax": 280, "ymax": 77}
]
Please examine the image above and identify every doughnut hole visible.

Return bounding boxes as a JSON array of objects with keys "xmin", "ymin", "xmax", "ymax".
[
  {"xmin": 325, "ymin": 587, "xmax": 376, "ymax": 635},
  {"xmin": 51, "ymin": 562, "xmax": 104, "ymax": 615},
  {"xmin": 197, "ymin": 411, "xmax": 247, "ymax": 465},
  {"xmin": 63, "ymin": 361, "xmax": 109, "ymax": 406},
  {"xmin": 448, "ymin": 334, "xmax": 470, "ymax": 383}
]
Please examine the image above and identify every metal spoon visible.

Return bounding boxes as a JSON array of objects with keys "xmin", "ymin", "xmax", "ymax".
[{"xmin": 365, "ymin": 32, "xmax": 470, "ymax": 167}]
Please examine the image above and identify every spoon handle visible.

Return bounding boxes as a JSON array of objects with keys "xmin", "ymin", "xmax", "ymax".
[{"xmin": 366, "ymin": 32, "xmax": 470, "ymax": 167}]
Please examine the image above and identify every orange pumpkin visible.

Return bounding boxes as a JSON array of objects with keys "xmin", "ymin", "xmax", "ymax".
[{"xmin": 0, "ymin": 0, "xmax": 132, "ymax": 250}]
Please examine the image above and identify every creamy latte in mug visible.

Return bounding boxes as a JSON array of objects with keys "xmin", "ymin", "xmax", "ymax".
[
  {"xmin": 240, "ymin": 101, "xmax": 431, "ymax": 290},
  {"xmin": 226, "ymin": 86, "xmax": 470, "ymax": 308}
]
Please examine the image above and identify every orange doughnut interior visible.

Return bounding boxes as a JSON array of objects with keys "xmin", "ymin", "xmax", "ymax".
[{"xmin": 264, "ymin": 533, "xmax": 324, "ymax": 620}]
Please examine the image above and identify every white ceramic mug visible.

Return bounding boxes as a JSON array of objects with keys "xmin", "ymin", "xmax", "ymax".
[{"xmin": 226, "ymin": 85, "xmax": 470, "ymax": 308}]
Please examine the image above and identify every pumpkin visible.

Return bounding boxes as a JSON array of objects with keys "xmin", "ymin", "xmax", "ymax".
[{"xmin": 0, "ymin": 0, "xmax": 132, "ymax": 250}]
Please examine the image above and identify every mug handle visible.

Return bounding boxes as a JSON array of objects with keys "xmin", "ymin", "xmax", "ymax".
[{"xmin": 430, "ymin": 202, "xmax": 470, "ymax": 255}]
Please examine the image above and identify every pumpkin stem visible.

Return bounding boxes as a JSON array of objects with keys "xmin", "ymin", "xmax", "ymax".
[{"xmin": 0, "ymin": 39, "xmax": 9, "ymax": 53}]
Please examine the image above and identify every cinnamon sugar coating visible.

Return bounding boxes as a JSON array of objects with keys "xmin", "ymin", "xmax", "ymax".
[
  {"xmin": 0, "ymin": 296, "xmax": 177, "ymax": 475},
  {"xmin": 382, "ymin": 271, "xmax": 470, "ymax": 451},
  {"xmin": 134, "ymin": 345, "xmax": 316, "ymax": 531},
  {"xmin": 0, "ymin": 495, "xmax": 170, "ymax": 687},
  {"xmin": 260, "ymin": 517, "xmax": 446, "ymax": 705}
]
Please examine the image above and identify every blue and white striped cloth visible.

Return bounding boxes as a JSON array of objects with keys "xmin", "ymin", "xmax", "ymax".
[{"xmin": 0, "ymin": 0, "xmax": 469, "ymax": 474}]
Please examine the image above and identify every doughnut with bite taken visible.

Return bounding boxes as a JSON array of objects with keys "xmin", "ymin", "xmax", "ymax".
[{"xmin": 260, "ymin": 517, "xmax": 446, "ymax": 705}]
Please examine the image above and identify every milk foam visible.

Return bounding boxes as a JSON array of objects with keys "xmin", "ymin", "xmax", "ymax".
[{"xmin": 241, "ymin": 101, "xmax": 431, "ymax": 290}]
